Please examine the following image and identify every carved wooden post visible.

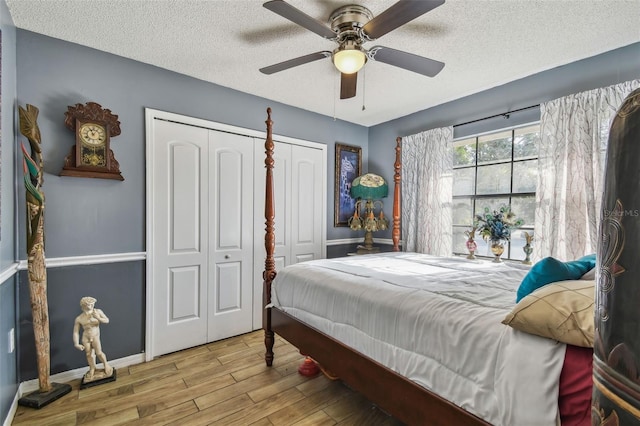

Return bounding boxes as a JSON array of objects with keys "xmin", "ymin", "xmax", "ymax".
[
  {"xmin": 19, "ymin": 104, "xmax": 51, "ymax": 393},
  {"xmin": 263, "ymin": 108, "xmax": 276, "ymax": 366},
  {"xmin": 18, "ymin": 105, "xmax": 71, "ymax": 408},
  {"xmin": 392, "ymin": 137, "xmax": 402, "ymax": 251}
]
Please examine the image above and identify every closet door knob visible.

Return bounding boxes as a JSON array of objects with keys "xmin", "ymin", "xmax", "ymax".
[{"xmin": 225, "ymin": 255, "xmax": 230, "ymax": 259}]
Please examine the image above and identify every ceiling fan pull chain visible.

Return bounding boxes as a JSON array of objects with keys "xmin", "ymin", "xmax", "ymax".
[
  {"xmin": 333, "ymin": 73, "xmax": 337, "ymax": 121},
  {"xmin": 362, "ymin": 67, "xmax": 366, "ymax": 111}
]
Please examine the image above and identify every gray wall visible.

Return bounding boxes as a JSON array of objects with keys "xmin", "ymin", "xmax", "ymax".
[
  {"xmin": 14, "ymin": 29, "xmax": 368, "ymax": 382},
  {"xmin": 367, "ymin": 42, "xmax": 640, "ymax": 240},
  {"xmin": 0, "ymin": 0, "xmax": 18, "ymax": 422},
  {"xmin": 16, "ymin": 30, "xmax": 368, "ymax": 259},
  {"xmin": 0, "ymin": 276, "xmax": 15, "ymax": 424},
  {"xmin": 0, "ymin": 0, "xmax": 16, "ymax": 270}
]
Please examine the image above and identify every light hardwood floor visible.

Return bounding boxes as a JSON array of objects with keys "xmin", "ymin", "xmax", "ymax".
[{"xmin": 12, "ymin": 331, "xmax": 404, "ymax": 425}]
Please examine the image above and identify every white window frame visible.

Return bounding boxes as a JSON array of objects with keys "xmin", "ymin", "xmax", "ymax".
[{"xmin": 452, "ymin": 122, "xmax": 539, "ymax": 261}]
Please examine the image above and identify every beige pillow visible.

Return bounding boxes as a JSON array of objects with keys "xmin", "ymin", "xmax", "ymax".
[{"xmin": 502, "ymin": 280, "xmax": 595, "ymax": 347}]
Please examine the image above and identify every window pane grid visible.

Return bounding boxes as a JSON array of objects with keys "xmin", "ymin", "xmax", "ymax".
[{"xmin": 452, "ymin": 124, "xmax": 539, "ymax": 261}]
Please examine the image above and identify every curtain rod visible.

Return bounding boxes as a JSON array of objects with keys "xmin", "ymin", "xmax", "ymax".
[{"xmin": 453, "ymin": 104, "xmax": 540, "ymax": 128}]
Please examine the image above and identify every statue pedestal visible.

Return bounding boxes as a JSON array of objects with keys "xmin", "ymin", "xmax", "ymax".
[
  {"xmin": 18, "ymin": 382, "xmax": 72, "ymax": 409},
  {"xmin": 80, "ymin": 368, "xmax": 117, "ymax": 389}
]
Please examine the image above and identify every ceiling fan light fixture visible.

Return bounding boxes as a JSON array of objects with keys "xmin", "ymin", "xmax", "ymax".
[{"xmin": 333, "ymin": 43, "xmax": 367, "ymax": 74}]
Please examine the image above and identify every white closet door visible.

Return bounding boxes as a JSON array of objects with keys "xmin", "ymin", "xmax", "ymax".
[
  {"xmin": 152, "ymin": 120, "xmax": 209, "ymax": 356},
  {"xmin": 251, "ymin": 141, "xmax": 325, "ymax": 329},
  {"xmin": 148, "ymin": 109, "xmax": 327, "ymax": 345},
  {"xmin": 273, "ymin": 142, "xmax": 292, "ymax": 270},
  {"xmin": 291, "ymin": 144, "xmax": 324, "ymax": 262},
  {"xmin": 208, "ymin": 131, "xmax": 254, "ymax": 341}
]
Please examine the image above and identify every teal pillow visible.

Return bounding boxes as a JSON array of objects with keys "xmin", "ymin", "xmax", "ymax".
[{"xmin": 516, "ymin": 254, "xmax": 596, "ymax": 302}]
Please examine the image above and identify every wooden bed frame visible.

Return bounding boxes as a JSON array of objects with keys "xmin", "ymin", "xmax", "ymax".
[{"xmin": 261, "ymin": 108, "xmax": 489, "ymax": 426}]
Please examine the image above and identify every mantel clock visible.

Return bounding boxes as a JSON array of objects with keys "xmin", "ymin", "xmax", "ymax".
[{"xmin": 60, "ymin": 102, "xmax": 124, "ymax": 181}]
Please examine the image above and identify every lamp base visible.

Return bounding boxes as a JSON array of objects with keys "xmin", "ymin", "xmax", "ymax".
[
  {"xmin": 356, "ymin": 230, "xmax": 380, "ymax": 254},
  {"xmin": 356, "ymin": 244, "xmax": 380, "ymax": 255}
]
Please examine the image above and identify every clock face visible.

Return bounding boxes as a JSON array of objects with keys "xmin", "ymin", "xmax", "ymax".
[{"xmin": 79, "ymin": 123, "xmax": 107, "ymax": 146}]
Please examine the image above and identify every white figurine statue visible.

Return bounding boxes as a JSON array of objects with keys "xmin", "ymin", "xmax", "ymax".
[{"xmin": 72, "ymin": 296, "xmax": 114, "ymax": 381}]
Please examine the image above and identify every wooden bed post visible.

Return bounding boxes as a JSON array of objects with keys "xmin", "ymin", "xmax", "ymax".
[
  {"xmin": 263, "ymin": 107, "xmax": 276, "ymax": 367},
  {"xmin": 392, "ymin": 137, "xmax": 402, "ymax": 252}
]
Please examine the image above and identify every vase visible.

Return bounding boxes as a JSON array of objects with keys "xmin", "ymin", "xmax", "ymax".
[
  {"xmin": 490, "ymin": 241, "xmax": 505, "ymax": 263},
  {"xmin": 466, "ymin": 238, "xmax": 477, "ymax": 259},
  {"xmin": 522, "ymin": 243, "xmax": 533, "ymax": 265}
]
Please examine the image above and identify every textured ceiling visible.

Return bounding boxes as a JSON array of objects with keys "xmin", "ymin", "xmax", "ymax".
[{"xmin": 6, "ymin": 0, "xmax": 640, "ymax": 126}]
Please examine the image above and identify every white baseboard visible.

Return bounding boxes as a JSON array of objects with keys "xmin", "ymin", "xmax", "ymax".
[
  {"xmin": 19, "ymin": 353, "xmax": 145, "ymax": 395},
  {"xmin": 4, "ymin": 352, "xmax": 145, "ymax": 425},
  {"xmin": 3, "ymin": 390, "xmax": 20, "ymax": 426}
]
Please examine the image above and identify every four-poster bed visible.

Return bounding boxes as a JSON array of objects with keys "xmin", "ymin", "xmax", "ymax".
[
  {"xmin": 261, "ymin": 108, "xmax": 591, "ymax": 425},
  {"xmin": 261, "ymin": 108, "xmax": 483, "ymax": 425}
]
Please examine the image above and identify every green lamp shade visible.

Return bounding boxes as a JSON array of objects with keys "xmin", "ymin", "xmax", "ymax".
[{"xmin": 351, "ymin": 173, "xmax": 388, "ymax": 199}]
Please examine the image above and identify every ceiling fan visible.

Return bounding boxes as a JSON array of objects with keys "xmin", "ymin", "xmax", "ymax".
[{"xmin": 259, "ymin": 0, "xmax": 446, "ymax": 100}]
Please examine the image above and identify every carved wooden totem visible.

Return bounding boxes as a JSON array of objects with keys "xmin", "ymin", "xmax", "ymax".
[
  {"xmin": 593, "ymin": 88, "xmax": 640, "ymax": 425},
  {"xmin": 19, "ymin": 104, "xmax": 51, "ymax": 394}
]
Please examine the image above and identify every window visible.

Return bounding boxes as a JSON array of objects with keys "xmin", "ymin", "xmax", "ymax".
[{"xmin": 452, "ymin": 124, "xmax": 539, "ymax": 260}]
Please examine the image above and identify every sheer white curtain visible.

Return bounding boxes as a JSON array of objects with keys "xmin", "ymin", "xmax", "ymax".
[
  {"xmin": 402, "ymin": 126, "xmax": 453, "ymax": 255},
  {"xmin": 535, "ymin": 79, "xmax": 640, "ymax": 261}
]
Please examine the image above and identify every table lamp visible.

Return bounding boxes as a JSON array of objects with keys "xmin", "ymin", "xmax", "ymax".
[{"xmin": 348, "ymin": 173, "xmax": 389, "ymax": 254}]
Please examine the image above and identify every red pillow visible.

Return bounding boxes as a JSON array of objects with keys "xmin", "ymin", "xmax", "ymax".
[{"xmin": 558, "ymin": 345, "xmax": 593, "ymax": 425}]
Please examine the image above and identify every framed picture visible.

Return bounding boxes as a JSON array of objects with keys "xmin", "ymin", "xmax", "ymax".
[{"xmin": 334, "ymin": 143, "xmax": 362, "ymax": 227}]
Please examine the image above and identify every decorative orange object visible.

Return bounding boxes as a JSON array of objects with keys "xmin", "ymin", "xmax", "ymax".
[
  {"xmin": 319, "ymin": 365, "xmax": 340, "ymax": 381},
  {"xmin": 298, "ymin": 356, "xmax": 320, "ymax": 377}
]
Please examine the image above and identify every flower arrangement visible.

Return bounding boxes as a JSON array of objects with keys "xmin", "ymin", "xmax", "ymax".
[{"xmin": 474, "ymin": 205, "xmax": 524, "ymax": 243}]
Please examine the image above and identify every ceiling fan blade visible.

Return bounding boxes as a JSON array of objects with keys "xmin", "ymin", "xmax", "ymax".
[
  {"xmin": 362, "ymin": 0, "xmax": 445, "ymax": 40},
  {"xmin": 340, "ymin": 73, "xmax": 357, "ymax": 99},
  {"xmin": 369, "ymin": 46, "xmax": 444, "ymax": 77},
  {"xmin": 263, "ymin": 0, "xmax": 337, "ymax": 40},
  {"xmin": 260, "ymin": 51, "xmax": 331, "ymax": 75}
]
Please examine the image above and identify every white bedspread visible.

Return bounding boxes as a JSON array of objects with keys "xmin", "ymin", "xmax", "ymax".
[{"xmin": 271, "ymin": 252, "xmax": 566, "ymax": 426}]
